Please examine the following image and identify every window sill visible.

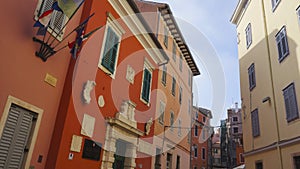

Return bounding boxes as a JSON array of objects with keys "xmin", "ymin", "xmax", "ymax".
[{"xmin": 98, "ymin": 64, "xmax": 116, "ymax": 79}]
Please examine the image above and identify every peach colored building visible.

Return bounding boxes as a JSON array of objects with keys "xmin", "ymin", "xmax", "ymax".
[
  {"xmin": 0, "ymin": 1, "xmax": 82, "ymax": 169},
  {"xmin": 231, "ymin": 0, "xmax": 300, "ymax": 168},
  {"xmin": 134, "ymin": 1, "xmax": 201, "ymax": 169},
  {"xmin": 191, "ymin": 107, "xmax": 213, "ymax": 169}
]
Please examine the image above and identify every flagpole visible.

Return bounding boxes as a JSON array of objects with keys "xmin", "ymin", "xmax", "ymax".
[{"xmin": 49, "ymin": 0, "xmax": 85, "ymax": 46}]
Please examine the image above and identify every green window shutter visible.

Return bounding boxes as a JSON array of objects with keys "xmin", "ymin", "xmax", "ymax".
[
  {"xmin": 142, "ymin": 69, "xmax": 151, "ymax": 102},
  {"xmin": 102, "ymin": 27, "xmax": 120, "ymax": 73}
]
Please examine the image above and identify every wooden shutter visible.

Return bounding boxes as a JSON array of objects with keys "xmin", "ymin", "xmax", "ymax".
[
  {"xmin": 284, "ymin": 84, "xmax": 299, "ymax": 122},
  {"xmin": 142, "ymin": 69, "xmax": 151, "ymax": 102},
  {"xmin": 39, "ymin": 0, "xmax": 54, "ymax": 16},
  {"xmin": 251, "ymin": 109, "xmax": 260, "ymax": 137},
  {"xmin": 0, "ymin": 105, "xmax": 34, "ymax": 169},
  {"xmin": 102, "ymin": 27, "xmax": 119, "ymax": 73}
]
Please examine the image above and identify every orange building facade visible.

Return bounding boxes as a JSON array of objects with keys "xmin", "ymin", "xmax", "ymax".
[
  {"xmin": 0, "ymin": 1, "xmax": 82, "ymax": 169},
  {"xmin": 191, "ymin": 107, "xmax": 212, "ymax": 169},
  {"xmin": 134, "ymin": 1, "xmax": 201, "ymax": 169},
  {"xmin": 46, "ymin": 0, "xmax": 169, "ymax": 169}
]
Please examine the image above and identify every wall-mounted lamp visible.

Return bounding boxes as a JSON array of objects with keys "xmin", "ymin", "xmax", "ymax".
[{"xmin": 262, "ymin": 96, "xmax": 271, "ymax": 103}]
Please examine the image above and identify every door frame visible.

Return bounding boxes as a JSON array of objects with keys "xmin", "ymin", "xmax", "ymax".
[{"xmin": 0, "ymin": 95, "xmax": 43, "ymax": 169}]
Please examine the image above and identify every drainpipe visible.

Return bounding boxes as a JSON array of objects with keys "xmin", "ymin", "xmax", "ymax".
[{"xmin": 260, "ymin": 0, "xmax": 283, "ymax": 168}]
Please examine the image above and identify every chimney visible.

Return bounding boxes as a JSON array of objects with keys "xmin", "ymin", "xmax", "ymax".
[{"xmin": 235, "ymin": 102, "xmax": 238, "ymax": 113}]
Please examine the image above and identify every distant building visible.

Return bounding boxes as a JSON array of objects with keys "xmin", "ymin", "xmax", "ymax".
[
  {"xmin": 191, "ymin": 107, "xmax": 213, "ymax": 169},
  {"xmin": 211, "ymin": 130, "xmax": 225, "ymax": 169},
  {"xmin": 231, "ymin": 0, "xmax": 300, "ymax": 168},
  {"xmin": 226, "ymin": 104, "xmax": 244, "ymax": 168}
]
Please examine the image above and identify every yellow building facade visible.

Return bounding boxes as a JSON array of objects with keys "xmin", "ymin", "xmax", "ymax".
[{"xmin": 231, "ymin": 0, "xmax": 300, "ymax": 168}]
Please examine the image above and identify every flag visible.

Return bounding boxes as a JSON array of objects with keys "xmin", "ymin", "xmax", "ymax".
[
  {"xmin": 68, "ymin": 13, "xmax": 95, "ymax": 59},
  {"xmin": 52, "ymin": 2, "xmax": 63, "ymax": 12},
  {"xmin": 57, "ymin": 0, "xmax": 85, "ymax": 18},
  {"xmin": 37, "ymin": 26, "xmax": 48, "ymax": 36},
  {"xmin": 37, "ymin": 9, "xmax": 54, "ymax": 26}
]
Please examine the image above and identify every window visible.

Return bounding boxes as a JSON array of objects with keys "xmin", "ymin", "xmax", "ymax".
[
  {"xmin": 202, "ymin": 148, "xmax": 206, "ymax": 160},
  {"xmin": 188, "ymin": 99, "xmax": 191, "ymax": 114},
  {"xmin": 166, "ymin": 153, "xmax": 172, "ymax": 169},
  {"xmin": 159, "ymin": 101, "xmax": 165, "ymax": 124},
  {"xmin": 251, "ymin": 109, "xmax": 260, "ymax": 137},
  {"xmin": 179, "ymin": 86, "xmax": 182, "ymax": 104},
  {"xmin": 35, "ymin": 0, "xmax": 67, "ymax": 37},
  {"xmin": 271, "ymin": 0, "xmax": 280, "ymax": 11},
  {"xmin": 202, "ymin": 116, "xmax": 206, "ymax": 123},
  {"xmin": 283, "ymin": 83, "xmax": 299, "ymax": 122},
  {"xmin": 297, "ymin": 6, "xmax": 300, "ymax": 24},
  {"xmin": 233, "ymin": 116, "xmax": 238, "ymax": 122},
  {"xmin": 276, "ymin": 26, "xmax": 289, "ymax": 62},
  {"xmin": 100, "ymin": 27, "xmax": 121, "ymax": 74},
  {"xmin": 240, "ymin": 153, "xmax": 245, "ymax": 163},
  {"xmin": 178, "ymin": 119, "xmax": 182, "ymax": 136},
  {"xmin": 162, "ymin": 65, "xmax": 167, "ymax": 85},
  {"xmin": 194, "ymin": 125, "xmax": 198, "ymax": 136},
  {"xmin": 172, "ymin": 41, "xmax": 177, "ymax": 62},
  {"xmin": 194, "ymin": 145, "xmax": 198, "ymax": 157},
  {"xmin": 194, "ymin": 167, "xmax": 197, "ymax": 169},
  {"xmin": 233, "ymin": 127, "xmax": 239, "ymax": 133},
  {"xmin": 170, "ymin": 112, "xmax": 174, "ymax": 131},
  {"xmin": 155, "ymin": 148, "xmax": 161, "ymax": 169},
  {"xmin": 141, "ymin": 62, "xmax": 153, "ymax": 103},
  {"xmin": 202, "ymin": 128, "xmax": 206, "ymax": 140},
  {"xmin": 172, "ymin": 77, "xmax": 176, "ymax": 96},
  {"xmin": 195, "ymin": 112, "xmax": 199, "ymax": 119},
  {"xmin": 294, "ymin": 155, "xmax": 300, "ymax": 169},
  {"xmin": 188, "ymin": 71, "xmax": 192, "ymax": 87},
  {"xmin": 164, "ymin": 26, "xmax": 168, "ymax": 48},
  {"xmin": 179, "ymin": 55, "xmax": 183, "ymax": 71},
  {"xmin": 245, "ymin": 23, "xmax": 252, "ymax": 48},
  {"xmin": 256, "ymin": 161, "xmax": 263, "ymax": 169},
  {"xmin": 248, "ymin": 63, "xmax": 256, "ymax": 90},
  {"xmin": 176, "ymin": 155, "xmax": 180, "ymax": 169}
]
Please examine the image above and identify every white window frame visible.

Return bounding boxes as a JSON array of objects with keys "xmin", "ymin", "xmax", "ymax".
[
  {"xmin": 245, "ymin": 23, "xmax": 252, "ymax": 48},
  {"xmin": 34, "ymin": 0, "xmax": 68, "ymax": 40},
  {"xmin": 140, "ymin": 58, "xmax": 154, "ymax": 105},
  {"xmin": 98, "ymin": 13, "xmax": 125, "ymax": 79},
  {"xmin": 276, "ymin": 26, "xmax": 289, "ymax": 62}
]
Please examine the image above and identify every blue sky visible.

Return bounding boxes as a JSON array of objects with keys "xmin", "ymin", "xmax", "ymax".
[{"xmin": 153, "ymin": 0, "xmax": 240, "ymax": 126}]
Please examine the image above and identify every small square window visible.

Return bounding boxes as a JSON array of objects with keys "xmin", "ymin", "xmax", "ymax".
[
  {"xmin": 233, "ymin": 127, "xmax": 239, "ymax": 133},
  {"xmin": 294, "ymin": 155, "xmax": 300, "ymax": 169},
  {"xmin": 245, "ymin": 23, "xmax": 252, "ymax": 48},
  {"xmin": 233, "ymin": 116, "xmax": 238, "ymax": 122},
  {"xmin": 256, "ymin": 161, "xmax": 263, "ymax": 169},
  {"xmin": 276, "ymin": 26, "xmax": 289, "ymax": 62}
]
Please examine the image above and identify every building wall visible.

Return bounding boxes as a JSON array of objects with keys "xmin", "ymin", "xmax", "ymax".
[
  {"xmin": 46, "ymin": 0, "xmax": 166, "ymax": 168},
  {"xmin": 191, "ymin": 107, "xmax": 211, "ymax": 169},
  {"xmin": 232, "ymin": 0, "xmax": 300, "ymax": 168},
  {"xmin": 0, "ymin": 1, "xmax": 82, "ymax": 169}
]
